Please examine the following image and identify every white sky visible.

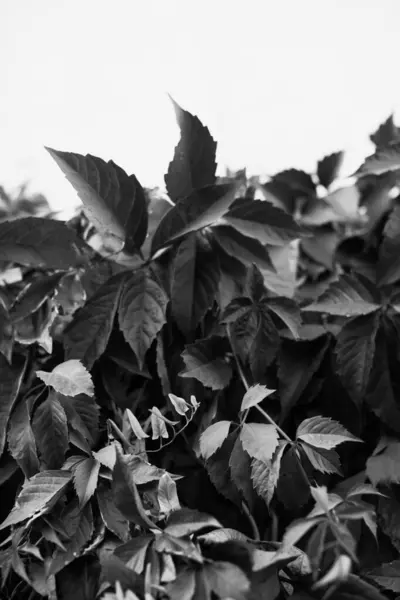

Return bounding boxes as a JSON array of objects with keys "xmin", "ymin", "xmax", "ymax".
[{"xmin": 1, "ymin": 0, "xmax": 400, "ymax": 216}]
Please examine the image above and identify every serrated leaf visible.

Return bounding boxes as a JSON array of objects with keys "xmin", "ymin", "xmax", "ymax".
[
  {"xmin": 46, "ymin": 148, "xmax": 148, "ymax": 252},
  {"xmin": 36, "ymin": 359, "xmax": 94, "ymax": 397},
  {"xmin": 356, "ymin": 142, "xmax": 400, "ymax": 176},
  {"xmin": 164, "ymin": 507, "xmax": 221, "ymax": 540},
  {"xmin": 112, "ymin": 448, "xmax": 158, "ymax": 529},
  {"xmin": 0, "ymin": 354, "xmax": 25, "ymax": 457},
  {"xmin": 0, "ymin": 470, "xmax": 71, "ymax": 530},
  {"xmin": 251, "ymin": 441, "xmax": 288, "ymax": 505},
  {"xmin": 370, "ymin": 114, "xmax": 400, "ymax": 147},
  {"xmin": 240, "ymin": 384, "xmax": 275, "ymax": 411},
  {"xmin": 264, "ymin": 296, "xmax": 302, "ymax": 339},
  {"xmin": 229, "ymin": 436, "xmax": 254, "ymax": 506},
  {"xmin": 296, "ymin": 416, "xmax": 362, "ymax": 449},
  {"xmin": 10, "ymin": 272, "xmax": 66, "ymax": 322},
  {"xmin": 303, "ymin": 274, "xmax": 380, "ymax": 316},
  {"xmin": 222, "ymin": 198, "xmax": 303, "ymax": 246},
  {"xmin": 365, "ymin": 560, "xmax": 400, "ymax": 593},
  {"xmin": 317, "ymin": 151, "xmax": 344, "ymax": 188},
  {"xmin": 72, "ymin": 457, "xmax": 100, "ymax": 507},
  {"xmin": 199, "ymin": 421, "xmax": 231, "ymax": 460},
  {"xmin": 158, "ymin": 472, "xmax": 181, "ymax": 515},
  {"xmin": 165, "ymin": 96, "xmax": 217, "ymax": 203},
  {"xmin": 366, "ymin": 442, "xmax": 400, "ymax": 485},
  {"xmin": 7, "ymin": 399, "xmax": 40, "ymax": 478},
  {"xmin": 171, "ymin": 233, "xmax": 220, "ymax": 336},
  {"xmin": 63, "ymin": 272, "xmax": 126, "ymax": 369},
  {"xmin": 97, "ymin": 485, "xmax": 129, "ymax": 542},
  {"xmin": 240, "ymin": 423, "xmax": 279, "ymax": 463},
  {"xmin": 274, "ymin": 168, "xmax": 316, "ymax": 195},
  {"xmin": 335, "ymin": 311, "xmax": 380, "ymax": 402},
  {"xmin": 299, "ymin": 442, "xmax": 342, "ymax": 475},
  {"xmin": 180, "ymin": 335, "xmax": 232, "ymax": 390},
  {"xmin": 377, "ymin": 203, "xmax": 400, "ymax": 285},
  {"xmin": 0, "ymin": 217, "xmax": 85, "ymax": 268},
  {"xmin": 118, "ymin": 268, "xmax": 168, "ymax": 369},
  {"xmin": 151, "ymin": 183, "xmax": 238, "ymax": 256},
  {"xmin": 212, "ymin": 225, "xmax": 275, "ymax": 271},
  {"xmin": 32, "ymin": 390, "xmax": 69, "ymax": 469}
]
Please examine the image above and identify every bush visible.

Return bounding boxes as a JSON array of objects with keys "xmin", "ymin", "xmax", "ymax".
[{"xmin": 1, "ymin": 103, "xmax": 400, "ymax": 599}]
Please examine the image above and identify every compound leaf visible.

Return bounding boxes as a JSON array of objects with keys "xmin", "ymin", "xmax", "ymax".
[{"xmin": 180, "ymin": 335, "xmax": 232, "ymax": 390}]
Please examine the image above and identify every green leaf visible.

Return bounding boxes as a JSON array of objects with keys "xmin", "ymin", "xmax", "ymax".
[
  {"xmin": 112, "ymin": 448, "xmax": 158, "ymax": 529},
  {"xmin": 158, "ymin": 472, "xmax": 181, "ymax": 515},
  {"xmin": 296, "ymin": 416, "xmax": 362, "ymax": 449},
  {"xmin": 204, "ymin": 560, "xmax": 250, "ymax": 600},
  {"xmin": 46, "ymin": 148, "xmax": 148, "ymax": 252},
  {"xmin": 240, "ymin": 423, "xmax": 279, "ymax": 463},
  {"xmin": 355, "ymin": 142, "xmax": 400, "ymax": 176},
  {"xmin": 165, "ymin": 96, "xmax": 217, "ymax": 203},
  {"xmin": 0, "ymin": 354, "xmax": 25, "ymax": 456},
  {"xmin": 274, "ymin": 168, "xmax": 316, "ymax": 195},
  {"xmin": 180, "ymin": 335, "xmax": 232, "ymax": 390},
  {"xmin": 118, "ymin": 268, "xmax": 168, "ymax": 369},
  {"xmin": 0, "ymin": 217, "xmax": 85, "ymax": 268},
  {"xmin": 71, "ymin": 457, "xmax": 100, "ymax": 507},
  {"xmin": 229, "ymin": 436, "xmax": 254, "ymax": 506},
  {"xmin": 377, "ymin": 203, "xmax": 400, "ymax": 285},
  {"xmin": 10, "ymin": 272, "xmax": 66, "ymax": 322},
  {"xmin": 164, "ymin": 508, "xmax": 222, "ymax": 537},
  {"xmin": 171, "ymin": 233, "xmax": 220, "ymax": 336},
  {"xmin": 265, "ymin": 296, "xmax": 302, "ymax": 339},
  {"xmin": 36, "ymin": 359, "xmax": 94, "ymax": 397},
  {"xmin": 317, "ymin": 151, "xmax": 344, "ymax": 188},
  {"xmin": 335, "ymin": 312, "xmax": 380, "ymax": 402},
  {"xmin": 282, "ymin": 516, "xmax": 321, "ymax": 549},
  {"xmin": 97, "ymin": 485, "xmax": 129, "ymax": 542},
  {"xmin": 7, "ymin": 399, "xmax": 40, "ymax": 478},
  {"xmin": 303, "ymin": 274, "xmax": 380, "ymax": 316},
  {"xmin": 0, "ymin": 470, "xmax": 71, "ymax": 530},
  {"xmin": 151, "ymin": 183, "xmax": 238, "ymax": 255},
  {"xmin": 199, "ymin": 421, "xmax": 232, "ymax": 460},
  {"xmin": 222, "ymin": 198, "xmax": 303, "ymax": 246},
  {"xmin": 63, "ymin": 272, "xmax": 127, "ymax": 369},
  {"xmin": 251, "ymin": 441, "xmax": 288, "ymax": 506},
  {"xmin": 32, "ymin": 390, "xmax": 69, "ymax": 469},
  {"xmin": 241, "ymin": 384, "xmax": 275, "ymax": 411},
  {"xmin": 212, "ymin": 226, "xmax": 275, "ymax": 271},
  {"xmin": 366, "ymin": 442, "xmax": 400, "ymax": 485}
]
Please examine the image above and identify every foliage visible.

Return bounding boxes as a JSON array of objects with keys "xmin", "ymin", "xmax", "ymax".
[{"xmin": 2, "ymin": 104, "xmax": 400, "ymax": 599}]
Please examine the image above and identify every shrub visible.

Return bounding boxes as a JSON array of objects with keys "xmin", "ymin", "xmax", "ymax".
[{"xmin": 0, "ymin": 103, "xmax": 400, "ymax": 599}]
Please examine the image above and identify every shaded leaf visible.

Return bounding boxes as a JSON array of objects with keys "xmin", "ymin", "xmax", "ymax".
[
  {"xmin": 165, "ymin": 96, "xmax": 217, "ymax": 203},
  {"xmin": 303, "ymin": 274, "xmax": 380, "ymax": 316},
  {"xmin": 0, "ymin": 217, "xmax": 85, "ymax": 268},
  {"xmin": 200, "ymin": 421, "xmax": 232, "ymax": 460},
  {"xmin": 204, "ymin": 560, "xmax": 250, "ymax": 600},
  {"xmin": 97, "ymin": 485, "xmax": 129, "ymax": 542},
  {"xmin": 229, "ymin": 436, "xmax": 254, "ymax": 506},
  {"xmin": 10, "ymin": 272, "xmax": 66, "ymax": 322},
  {"xmin": 240, "ymin": 423, "xmax": 279, "ymax": 463},
  {"xmin": 212, "ymin": 225, "xmax": 275, "ymax": 271},
  {"xmin": 378, "ymin": 202, "xmax": 400, "ymax": 286},
  {"xmin": 223, "ymin": 198, "xmax": 303, "ymax": 246},
  {"xmin": 265, "ymin": 296, "xmax": 302, "ymax": 339},
  {"xmin": 317, "ymin": 151, "xmax": 344, "ymax": 188},
  {"xmin": 64, "ymin": 272, "xmax": 126, "ymax": 369},
  {"xmin": 164, "ymin": 508, "xmax": 221, "ymax": 538},
  {"xmin": 299, "ymin": 442, "xmax": 342, "ymax": 475},
  {"xmin": 366, "ymin": 442, "xmax": 400, "ymax": 485},
  {"xmin": 0, "ymin": 354, "xmax": 25, "ymax": 457},
  {"xmin": 356, "ymin": 142, "xmax": 400, "ymax": 176},
  {"xmin": 251, "ymin": 441, "xmax": 288, "ymax": 506},
  {"xmin": 0, "ymin": 470, "xmax": 71, "ymax": 529},
  {"xmin": 118, "ymin": 268, "xmax": 168, "ymax": 369},
  {"xmin": 365, "ymin": 560, "xmax": 400, "ymax": 593},
  {"xmin": 8, "ymin": 399, "xmax": 40, "ymax": 478},
  {"xmin": 180, "ymin": 335, "xmax": 232, "ymax": 390},
  {"xmin": 32, "ymin": 390, "xmax": 69, "ymax": 469}
]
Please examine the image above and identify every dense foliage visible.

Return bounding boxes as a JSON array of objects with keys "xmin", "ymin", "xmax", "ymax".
[{"xmin": 1, "ymin": 103, "xmax": 400, "ymax": 600}]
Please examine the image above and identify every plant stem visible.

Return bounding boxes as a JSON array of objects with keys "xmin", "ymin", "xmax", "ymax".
[
  {"xmin": 225, "ymin": 324, "xmax": 292, "ymax": 443},
  {"xmin": 241, "ymin": 501, "xmax": 260, "ymax": 541}
]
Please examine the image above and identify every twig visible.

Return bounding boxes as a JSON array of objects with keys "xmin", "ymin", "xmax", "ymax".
[{"xmin": 241, "ymin": 501, "xmax": 260, "ymax": 541}]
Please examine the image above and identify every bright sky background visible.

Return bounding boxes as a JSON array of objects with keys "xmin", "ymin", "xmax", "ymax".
[{"xmin": 1, "ymin": 0, "xmax": 400, "ymax": 217}]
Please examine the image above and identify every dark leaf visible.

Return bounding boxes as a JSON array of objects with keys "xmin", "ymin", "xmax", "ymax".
[
  {"xmin": 164, "ymin": 508, "xmax": 221, "ymax": 537},
  {"xmin": 0, "ymin": 302, "xmax": 13, "ymax": 361},
  {"xmin": 114, "ymin": 535, "xmax": 153, "ymax": 572},
  {"xmin": 251, "ymin": 441, "xmax": 288, "ymax": 506},
  {"xmin": 355, "ymin": 142, "xmax": 400, "ymax": 176},
  {"xmin": 366, "ymin": 441, "xmax": 400, "ymax": 485},
  {"xmin": 99, "ymin": 555, "xmax": 144, "ymax": 596},
  {"xmin": 64, "ymin": 272, "xmax": 127, "ymax": 369},
  {"xmin": 264, "ymin": 296, "xmax": 302, "ymax": 339},
  {"xmin": 212, "ymin": 226, "xmax": 275, "ymax": 272},
  {"xmin": 317, "ymin": 151, "xmax": 344, "ymax": 188},
  {"xmin": 378, "ymin": 202, "xmax": 400, "ymax": 285},
  {"xmin": 72, "ymin": 457, "xmax": 101, "ymax": 507},
  {"xmin": 370, "ymin": 114, "xmax": 400, "ymax": 147},
  {"xmin": 0, "ymin": 217, "xmax": 85, "ymax": 268},
  {"xmin": 32, "ymin": 390, "xmax": 69, "ymax": 469},
  {"xmin": 223, "ymin": 198, "xmax": 303, "ymax": 246},
  {"xmin": 118, "ymin": 267, "xmax": 168, "ymax": 369},
  {"xmin": 276, "ymin": 447, "xmax": 311, "ymax": 510},
  {"xmin": 165, "ymin": 96, "xmax": 217, "ymax": 203},
  {"xmin": 365, "ymin": 559, "xmax": 400, "ymax": 593},
  {"xmin": 0, "ymin": 470, "xmax": 71, "ymax": 530},
  {"xmin": 180, "ymin": 335, "xmax": 232, "ymax": 390},
  {"xmin": 46, "ymin": 148, "xmax": 148, "ymax": 252},
  {"xmin": 0, "ymin": 354, "xmax": 25, "ymax": 457},
  {"xmin": 97, "ymin": 485, "xmax": 129, "ymax": 542},
  {"xmin": 299, "ymin": 442, "xmax": 342, "ymax": 475},
  {"xmin": 10, "ymin": 272, "xmax": 66, "ymax": 322},
  {"xmin": 303, "ymin": 274, "xmax": 380, "ymax": 316},
  {"xmin": 8, "ymin": 399, "xmax": 40, "ymax": 478},
  {"xmin": 204, "ymin": 560, "xmax": 250, "ymax": 600},
  {"xmin": 335, "ymin": 311, "xmax": 381, "ymax": 403},
  {"xmin": 273, "ymin": 168, "xmax": 316, "ymax": 195},
  {"xmin": 112, "ymin": 448, "xmax": 158, "ymax": 530},
  {"xmin": 229, "ymin": 436, "xmax": 254, "ymax": 506},
  {"xmin": 151, "ymin": 183, "xmax": 238, "ymax": 255}
]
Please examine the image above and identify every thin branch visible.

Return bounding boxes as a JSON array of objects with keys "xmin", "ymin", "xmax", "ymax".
[{"xmin": 241, "ymin": 501, "xmax": 260, "ymax": 541}]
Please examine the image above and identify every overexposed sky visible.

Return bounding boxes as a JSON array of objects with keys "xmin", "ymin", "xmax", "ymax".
[{"xmin": 1, "ymin": 0, "xmax": 400, "ymax": 215}]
